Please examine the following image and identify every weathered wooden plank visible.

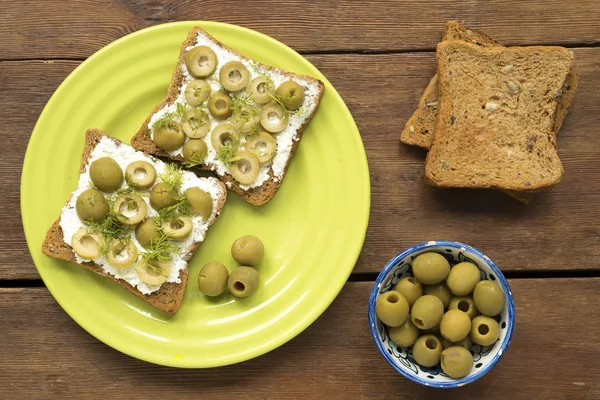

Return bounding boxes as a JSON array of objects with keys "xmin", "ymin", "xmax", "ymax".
[
  {"xmin": 1, "ymin": 0, "xmax": 600, "ymax": 60},
  {"xmin": 2, "ymin": 47, "xmax": 599, "ymax": 279},
  {"xmin": 0, "ymin": 280, "xmax": 598, "ymax": 399}
]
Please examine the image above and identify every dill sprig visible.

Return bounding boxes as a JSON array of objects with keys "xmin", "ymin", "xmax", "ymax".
[
  {"xmin": 215, "ymin": 142, "xmax": 239, "ymax": 164},
  {"xmin": 159, "ymin": 163, "xmax": 184, "ymax": 192},
  {"xmin": 156, "ymin": 195, "xmax": 192, "ymax": 225},
  {"xmin": 84, "ymin": 211, "xmax": 131, "ymax": 256},
  {"xmin": 152, "ymin": 110, "xmax": 179, "ymax": 132},
  {"xmin": 140, "ymin": 232, "xmax": 179, "ymax": 263}
]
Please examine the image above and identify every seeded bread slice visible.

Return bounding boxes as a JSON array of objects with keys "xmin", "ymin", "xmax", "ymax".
[
  {"xmin": 425, "ymin": 41, "xmax": 573, "ymax": 190},
  {"xmin": 131, "ymin": 26, "xmax": 325, "ymax": 206},
  {"xmin": 42, "ymin": 129, "xmax": 227, "ymax": 314},
  {"xmin": 400, "ymin": 21, "xmax": 577, "ymax": 150}
]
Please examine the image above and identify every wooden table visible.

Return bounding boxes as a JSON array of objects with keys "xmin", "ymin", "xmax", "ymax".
[{"xmin": 2, "ymin": 1, "xmax": 600, "ymax": 398}]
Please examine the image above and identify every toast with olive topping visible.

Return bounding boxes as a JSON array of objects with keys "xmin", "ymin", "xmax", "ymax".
[
  {"xmin": 42, "ymin": 129, "xmax": 227, "ymax": 314},
  {"xmin": 131, "ymin": 26, "xmax": 325, "ymax": 206},
  {"xmin": 425, "ymin": 41, "xmax": 573, "ymax": 191},
  {"xmin": 400, "ymin": 21, "xmax": 578, "ymax": 203}
]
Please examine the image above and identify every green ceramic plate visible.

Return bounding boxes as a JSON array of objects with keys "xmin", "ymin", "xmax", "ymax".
[{"xmin": 21, "ymin": 22, "xmax": 370, "ymax": 367}]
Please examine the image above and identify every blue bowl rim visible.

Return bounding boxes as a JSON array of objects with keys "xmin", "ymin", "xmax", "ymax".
[{"xmin": 368, "ymin": 240, "xmax": 516, "ymax": 388}]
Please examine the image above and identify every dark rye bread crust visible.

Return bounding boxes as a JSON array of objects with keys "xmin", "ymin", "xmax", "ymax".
[
  {"xmin": 42, "ymin": 129, "xmax": 227, "ymax": 314},
  {"xmin": 131, "ymin": 27, "xmax": 325, "ymax": 206},
  {"xmin": 425, "ymin": 41, "xmax": 573, "ymax": 191}
]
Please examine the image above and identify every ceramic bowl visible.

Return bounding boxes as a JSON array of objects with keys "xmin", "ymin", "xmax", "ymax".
[{"xmin": 368, "ymin": 241, "xmax": 515, "ymax": 388}]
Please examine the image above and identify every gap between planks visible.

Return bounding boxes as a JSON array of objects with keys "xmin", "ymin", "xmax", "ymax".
[
  {"xmin": 2, "ymin": 269, "xmax": 600, "ymax": 288},
  {"xmin": 1, "ymin": 41, "xmax": 600, "ymax": 63}
]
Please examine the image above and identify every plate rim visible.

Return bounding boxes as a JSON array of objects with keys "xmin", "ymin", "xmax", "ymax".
[{"xmin": 21, "ymin": 21, "xmax": 371, "ymax": 368}]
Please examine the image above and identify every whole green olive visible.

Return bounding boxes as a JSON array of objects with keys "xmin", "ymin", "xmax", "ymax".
[
  {"xmin": 470, "ymin": 315, "xmax": 500, "ymax": 346},
  {"xmin": 135, "ymin": 217, "xmax": 161, "ymax": 248},
  {"xmin": 276, "ymin": 80, "xmax": 305, "ymax": 110},
  {"xmin": 231, "ymin": 235, "xmax": 264, "ymax": 266},
  {"xmin": 198, "ymin": 261, "xmax": 229, "ymax": 296},
  {"xmin": 182, "ymin": 139, "xmax": 208, "ymax": 165},
  {"xmin": 446, "ymin": 262, "xmax": 481, "ymax": 296},
  {"xmin": 412, "ymin": 252, "xmax": 450, "ymax": 285},
  {"xmin": 424, "ymin": 282, "xmax": 453, "ymax": 308},
  {"xmin": 185, "ymin": 187, "xmax": 213, "ymax": 221},
  {"xmin": 394, "ymin": 277, "xmax": 423, "ymax": 308},
  {"xmin": 411, "ymin": 295, "xmax": 444, "ymax": 330},
  {"xmin": 388, "ymin": 315, "xmax": 419, "ymax": 347},
  {"xmin": 89, "ymin": 157, "xmax": 123, "ymax": 192},
  {"xmin": 153, "ymin": 122, "xmax": 185, "ymax": 152},
  {"xmin": 228, "ymin": 266, "xmax": 260, "ymax": 298},
  {"xmin": 413, "ymin": 335, "xmax": 442, "ymax": 367},
  {"xmin": 440, "ymin": 309, "xmax": 471, "ymax": 342},
  {"xmin": 76, "ymin": 188, "xmax": 109, "ymax": 222},
  {"xmin": 441, "ymin": 346, "xmax": 473, "ymax": 378},
  {"xmin": 473, "ymin": 280, "xmax": 505, "ymax": 316},
  {"xmin": 149, "ymin": 182, "xmax": 178, "ymax": 211},
  {"xmin": 449, "ymin": 296, "xmax": 479, "ymax": 320},
  {"xmin": 375, "ymin": 290, "xmax": 409, "ymax": 327}
]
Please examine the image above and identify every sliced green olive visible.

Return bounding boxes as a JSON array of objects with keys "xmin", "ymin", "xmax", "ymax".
[
  {"xmin": 89, "ymin": 157, "xmax": 123, "ymax": 193},
  {"xmin": 246, "ymin": 131, "xmax": 277, "ymax": 163},
  {"xmin": 184, "ymin": 79, "xmax": 212, "ymax": 107},
  {"xmin": 71, "ymin": 227, "xmax": 100, "ymax": 259},
  {"xmin": 219, "ymin": 61, "xmax": 250, "ymax": 92},
  {"xmin": 231, "ymin": 105, "xmax": 260, "ymax": 134},
  {"xmin": 248, "ymin": 76, "xmax": 275, "ymax": 104},
  {"xmin": 210, "ymin": 123, "xmax": 240, "ymax": 152},
  {"xmin": 207, "ymin": 91, "xmax": 232, "ymax": 120},
  {"xmin": 135, "ymin": 218, "xmax": 161, "ymax": 249},
  {"xmin": 185, "ymin": 46, "xmax": 217, "ymax": 78},
  {"xmin": 260, "ymin": 102, "xmax": 289, "ymax": 133},
  {"xmin": 149, "ymin": 182, "xmax": 179, "ymax": 211},
  {"xmin": 276, "ymin": 80, "xmax": 305, "ymax": 110},
  {"xmin": 229, "ymin": 150, "xmax": 260, "ymax": 184},
  {"xmin": 106, "ymin": 239, "xmax": 138, "ymax": 268},
  {"xmin": 136, "ymin": 259, "xmax": 171, "ymax": 286},
  {"xmin": 76, "ymin": 188, "xmax": 109, "ymax": 222},
  {"xmin": 182, "ymin": 108, "xmax": 210, "ymax": 139},
  {"xmin": 162, "ymin": 216, "xmax": 193, "ymax": 240},
  {"xmin": 125, "ymin": 161, "xmax": 156, "ymax": 190},
  {"xmin": 153, "ymin": 122, "xmax": 185, "ymax": 152},
  {"xmin": 112, "ymin": 193, "xmax": 147, "ymax": 226},
  {"xmin": 185, "ymin": 187, "xmax": 213, "ymax": 221},
  {"xmin": 182, "ymin": 139, "xmax": 208, "ymax": 166}
]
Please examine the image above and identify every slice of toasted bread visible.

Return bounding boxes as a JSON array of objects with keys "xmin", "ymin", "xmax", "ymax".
[
  {"xmin": 42, "ymin": 128, "xmax": 227, "ymax": 314},
  {"xmin": 131, "ymin": 27, "xmax": 325, "ymax": 206},
  {"xmin": 400, "ymin": 21, "xmax": 577, "ymax": 151},
  {"xmin": 425, "ymin": 41, "xmax": 573, "ymax": 191}
]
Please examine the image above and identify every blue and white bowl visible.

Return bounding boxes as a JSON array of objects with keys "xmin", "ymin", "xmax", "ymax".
[{"xmin": 368, "ymin": 241, "xmax": 515, "ymax": 388}]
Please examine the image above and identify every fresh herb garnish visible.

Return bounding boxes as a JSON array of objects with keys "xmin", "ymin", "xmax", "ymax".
[
  {"xmin": 159, "ymin": 163, "xmax": 184, "ymax": 192},
  {"xmin": 267, "ymin": 92, "xmax": 309, "ymax": 117},
  {"xmin": 156, "ymin": 194, "xmax": 192, "ymax": 225},
  {"xmin": 215, "ymin": 142, "xmax": 239, "ymax": 164},
  {"xmin": 140, "ymin": 232, "xmax": 179, "ymax": 263}
]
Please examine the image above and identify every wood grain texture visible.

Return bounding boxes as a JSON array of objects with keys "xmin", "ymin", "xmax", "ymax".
[
  {"xmin": 3, "ymin": 48, "xmax": 600, "ymax": 279},
  {"xmin": 1, "ymin": 280, "xmax": 598, "ymax": 399},
  {"xmin": 1, "ymin": 0, "xmax": 600, "ymax": 59}
]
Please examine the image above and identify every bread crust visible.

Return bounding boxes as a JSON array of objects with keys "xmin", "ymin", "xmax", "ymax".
[
  {"xmin": 131, "ymin": 26, "xmax": 325, "ymax": 206},
  {"xmin": 42, "ymin": 128, "xmax": 227, "ymax": 314}
]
